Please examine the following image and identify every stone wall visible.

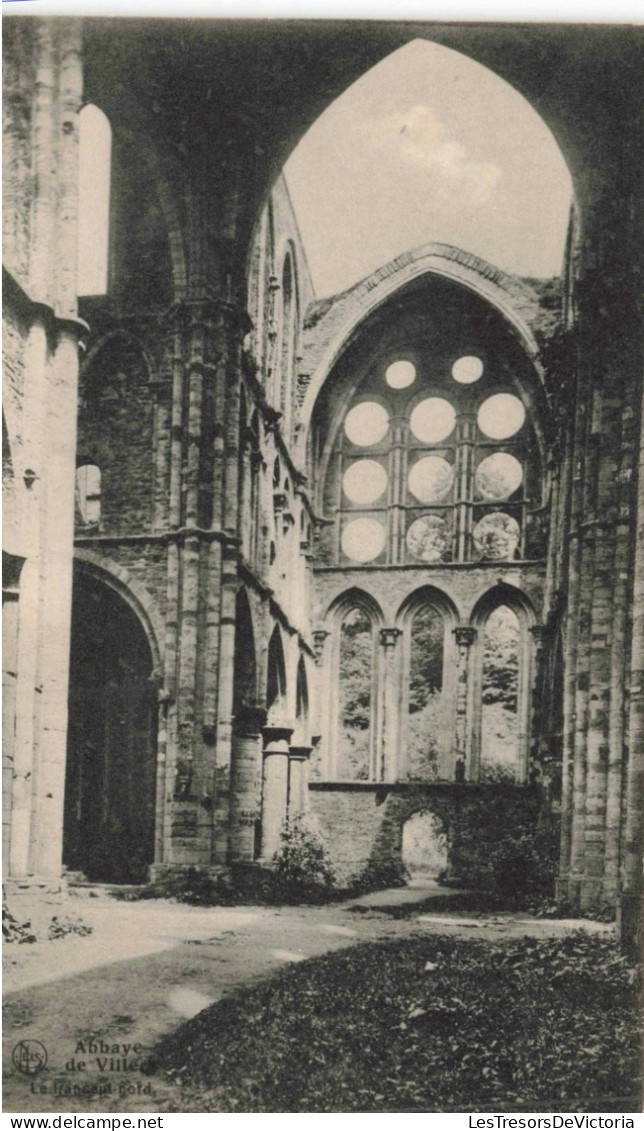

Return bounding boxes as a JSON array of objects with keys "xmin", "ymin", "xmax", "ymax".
[{"xmin": 309, "ymin": 781, "xmax": 548, "ymax": 890}]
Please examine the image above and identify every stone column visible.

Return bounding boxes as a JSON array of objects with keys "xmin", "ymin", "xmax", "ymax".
[
  {"xmin": 229, "ymin": 706, "xmax": 266, "ymax": 862},
  {"xmin": 620, "ymin": 376, "xmax": 644, "ymax": 953},
  {"xmin": 379, "ymin": 628, "xmax": 401, "ymax": 782},
  {"xmin": 529, "ymin": 625, "xmax": 549, "ymax": 786},
  {"xmin": 288, "ymin": 746, "xmax": 312, "ymax": 816},
  {"xmin": 455, "ymin": 413, "xmax": 476, "ymax": 561},
  {"xmin": 454, "ymin": 627, "xmax": 476, "ymax": 781},
  {"xmin": 2, "ymin": 555, "xmax": 25, "ymax": 875},
  {"xmin": 260, "ymin": 724, "xmax": 293, "ymax": 859}
]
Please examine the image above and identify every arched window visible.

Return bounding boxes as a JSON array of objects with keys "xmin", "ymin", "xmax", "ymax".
[
  {"xmin": 266, "ymin": 626, "xmax": 287, "ymax": 720},
  {"xmin": 232, "ymin": 589, "xmax": 257, "ymax": 717},
  {"xmin": 480, "ymin": 604, "xmax": 520, "ymax": 782},
  {"xmin": 75, "ymin": 463, "xmax": 101, "ymax": 526},
  {"xmin": 328, "ymin": 350, "xmax": 538, "ymax": 567},
  {"xmin": 407, "ymin": 604, "xmax": 445, "ymax": 781},
  {"xmin": 78, "ymin": 104, "xmax": 112, "ymax": 296},
  {"xmin": 295, "ymin": 655, "xmax": 309, "ymax": 742},
  {"xmin": 337, "ymin": 605, "xmax": 374, "ymax": 780},
  {"xmin": 279, "ymin": 252, "xmax": 297, "ymax": 437}
]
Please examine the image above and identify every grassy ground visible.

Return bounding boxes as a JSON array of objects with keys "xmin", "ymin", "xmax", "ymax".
[{"xmin": 148, "ymin": 933, "xmax": 641, "ymax": 1113}]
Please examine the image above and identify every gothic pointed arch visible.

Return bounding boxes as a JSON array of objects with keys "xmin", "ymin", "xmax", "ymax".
[
  {"xmin": 64, "ymin": 564, "xmax": 159, "ymax": 883},
  {"xmin": 233, "ymin": 587, "xmax": 258, "ymax": 719},
  {"xmin": 469, "ymin": 584, "xmax": 536, "ymax": 784},
  {"xmin": 394, "ymin": 585, "xmax": 460, "ymax": 782},
  {"xmin": 266, "ymin": 624, "xmax": 288, "ymax": 720}
]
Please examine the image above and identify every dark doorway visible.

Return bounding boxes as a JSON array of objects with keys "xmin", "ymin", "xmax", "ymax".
[{"xmin": 63, "ymin": 572, "xmax": 158, "ymax": 883}]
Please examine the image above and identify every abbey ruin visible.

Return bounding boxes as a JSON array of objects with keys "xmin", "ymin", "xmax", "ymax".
[{"xmin": 3, "ymin": 18, "xmax": 643, "ymax": 946}]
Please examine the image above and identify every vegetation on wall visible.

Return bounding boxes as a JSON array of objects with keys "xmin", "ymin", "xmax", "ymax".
[
  {"xmin": 446, "ymin": 789, "xmax": 559, "ymax": 904},
  {"xmin": 337, "ymin": 607, "xmax": 372, "ymax": 779},
  {"xmin": 408, "ymin": 605, "xmax": 443, "ymax": 780},
  {"xmin": 482, "ymin": 605, "xmax": 520, "ymax": 780}
]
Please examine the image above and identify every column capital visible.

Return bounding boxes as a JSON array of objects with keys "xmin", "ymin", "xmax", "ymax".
[
  {"xmin": 379, "ymin": 627, "xmax": 402, "ymax": 647},
  {"xmin": 530, "ymin": 624, "xmax": 549, "ymax": 648},
  {"xmin": 312, "ymin": 629, "xmax": 329, "ymax": 661},
  {"xmin": 289, "ymin": 745, "xmax": 313, "ymax": 762},
  {"xmin": 262, "ymin": 724, "xmax": 294, "ymax": 751},
  {"xmin": 454, "ymin": 626, "xmax": 477, "ymax": 647}
]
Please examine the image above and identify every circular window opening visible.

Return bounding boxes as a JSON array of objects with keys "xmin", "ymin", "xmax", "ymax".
[
  {"xmin": 406, "ymin": 514, "xmax": 449, "ymax": 562},
  {"xmin": 477, "ymin": 393, "xmax": 525, "ymax": 439},
  {"xmin": 475, "ymin": 453, "xmax": 523, "ymax": 500},
  {"xmin": 408, "ymin": 456, "xmax": 454, "ymax": 503},
  {"xmin": 344, "ymin": 402, "xmax": 390, "ymax": 447},
  {"xmin": 385, "ymin": 360, "xmax": 416, "ymax": 389},
  {"xmin": 341, "ymin": 517, "xmax": 386, "ymax": 562},
  {"xmin": 473, "ymin": 512, "xmax": 520, "ymax": 560},
  {"xmin": 343, "ymin": 459, "xmax": 388, "ymax": 505},
  {"xmin": 452, "ymin": 355, "xmax": 483, "ymax": 384},
  {"xmin": 409, "ymin": 398, "xmax": 456, "ymax": 444}
]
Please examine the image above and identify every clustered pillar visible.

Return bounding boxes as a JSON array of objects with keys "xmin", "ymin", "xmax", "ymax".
[
  {"xmin": 454, "ymin": 627, "xmax": 475, "ymax": 781},
  {"xmin": 229, "ymin": 706, "xmax": 266, "ymax": 862},
  {"xmin": 260, "ymin": 725, "xmax": 293, "ymax": 859},
  {"xmin": 288, "ymin": 745, "xmax": 312, "ymax": 815}
]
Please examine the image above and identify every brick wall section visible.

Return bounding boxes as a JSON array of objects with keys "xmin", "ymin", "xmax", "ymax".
[
  {"xmin": 74, "ymin": 545, "xmax": 169, "ymax": 623},
  {"xmin": 76, "ymin": 338, "xmax": 156, "ymax": 535}
]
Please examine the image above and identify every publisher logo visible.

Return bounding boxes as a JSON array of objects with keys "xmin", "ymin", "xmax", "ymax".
[{"xmin": 12, "ymin": 1040, "xmax": 48, "ymax": 1076}]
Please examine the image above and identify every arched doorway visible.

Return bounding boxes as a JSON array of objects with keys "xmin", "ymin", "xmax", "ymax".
[
  {"xmin": 63, "ymin": 572, "xmax": 158, "ymax": 883},
  {"xmin": 402, "ymin": 810, "xmax": 447, "ymax": 881}
]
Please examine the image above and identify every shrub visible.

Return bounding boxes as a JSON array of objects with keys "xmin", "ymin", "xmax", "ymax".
[
  {"xmin": 347, "ymin": 858, "xmax": 408, "ymax": 896},
  {"xmin": 115, "ymin": 867, "xmax": 235, "ymax": 906},
  {"xmin": 272, "ymin": 813, "xmax": 336, "ymax": 903}
]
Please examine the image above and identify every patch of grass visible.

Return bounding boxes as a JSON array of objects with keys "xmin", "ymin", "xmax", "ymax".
[{"xmin": 147, "ymin": 933, "xmax": 641, "ymax": 1113}]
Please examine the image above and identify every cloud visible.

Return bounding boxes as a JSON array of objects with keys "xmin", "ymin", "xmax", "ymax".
[{"xmin": 370, "ymin": 104, "xmax": 501, "ymax": 204}]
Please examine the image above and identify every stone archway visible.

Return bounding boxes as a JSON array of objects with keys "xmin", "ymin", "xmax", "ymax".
[
  {"xmin": 401, "ymin": 809, "xmax": 448, "ymax": 881},
  {"xmin": 63, "ymin": 571, "xmax": 158, "ymax": 883}
]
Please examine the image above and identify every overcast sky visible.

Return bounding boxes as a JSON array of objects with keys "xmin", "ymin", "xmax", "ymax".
[{"xmin": 285, "ymin": 39, "xmax": 573, "ymax": 298}]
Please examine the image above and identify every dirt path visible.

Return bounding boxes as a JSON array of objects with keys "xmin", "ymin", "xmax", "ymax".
[{"xmin": 3, "ymin": 888, "xmax": 613, "ymax": 1114}]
